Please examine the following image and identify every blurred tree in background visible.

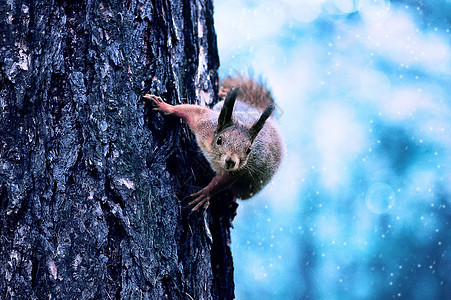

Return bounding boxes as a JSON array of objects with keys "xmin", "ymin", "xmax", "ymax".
[{"xmin": 214, "ymin": 0, "xmax": 451, "ymax": 299}]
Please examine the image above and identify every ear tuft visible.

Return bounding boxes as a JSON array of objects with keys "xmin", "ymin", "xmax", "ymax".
[
  {"xmin": 216, "ymin": 88, "xmax": 239, "ymax": 133},
  {"xmin": 249, "ymin": 102, "xmax": 275, "ymax": 141}
]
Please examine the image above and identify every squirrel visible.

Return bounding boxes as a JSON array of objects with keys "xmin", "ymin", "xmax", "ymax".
[{"xmin": 143, "ymin": 77, "xmax": 284, "ymax": 211}]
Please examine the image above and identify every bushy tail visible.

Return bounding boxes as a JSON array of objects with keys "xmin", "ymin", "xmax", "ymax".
[{"xmin": 220, "ymin": 75, "xmax": 274, "ymax": 111}]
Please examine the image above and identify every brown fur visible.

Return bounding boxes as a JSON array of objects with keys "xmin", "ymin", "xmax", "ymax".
[
  {"xmin": 220, "ymin": 76, "xmax": 274, "ymax": 111},
  {"xmin": 143, "ymin": 77, "xmax": 283, "ymax": 211}
]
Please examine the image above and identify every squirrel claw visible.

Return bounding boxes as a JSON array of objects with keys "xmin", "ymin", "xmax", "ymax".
[
  {"xmin": 143, "ymin": 94, "xmax": 172, "ymax": 114},
  {"xmin": 190, "ymin": 189, "xmax": 202, "ymax": 198},
  {"xmin": 189, "ymin": 190, "xmax": 210, "ymax": 212}
]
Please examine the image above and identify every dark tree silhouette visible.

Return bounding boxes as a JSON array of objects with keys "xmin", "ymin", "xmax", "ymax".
[{"xmin": 0, "ymin": 0, "xmax": 235, "ymax": 299}]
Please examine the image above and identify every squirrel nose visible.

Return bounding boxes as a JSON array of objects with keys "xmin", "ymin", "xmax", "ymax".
[{"xmin": 225, "ymin": 158, "xmax": 236, "ymax": 170}]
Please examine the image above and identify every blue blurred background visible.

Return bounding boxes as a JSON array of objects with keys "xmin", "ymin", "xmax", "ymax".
[{"xmin": 213, "ymin": 0, "xmax": 451, "ymax": 299}]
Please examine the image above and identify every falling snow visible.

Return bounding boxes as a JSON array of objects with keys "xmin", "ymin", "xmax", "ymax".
[{"xmin": 215, "ymin": 0, "xmax": 451, "ymax": 299}]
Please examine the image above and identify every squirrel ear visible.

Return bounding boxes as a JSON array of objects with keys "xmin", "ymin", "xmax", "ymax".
[
  {"xmin": 249, "ymin": 102, "xmax": 275, "ymax": 141},
  {"xmin": 216, "ymin": 87, "xmax": 239, "ymax": 133}
]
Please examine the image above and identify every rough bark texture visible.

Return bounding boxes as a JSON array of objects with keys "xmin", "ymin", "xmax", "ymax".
[{"xmin": 0, "ymin": 0, "xmax": 235, "ymax": 299}]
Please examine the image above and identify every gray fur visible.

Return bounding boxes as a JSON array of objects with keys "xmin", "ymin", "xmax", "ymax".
[{"xmin": 210, "ymin": 99, "xmax": 284, "ymax": 199}]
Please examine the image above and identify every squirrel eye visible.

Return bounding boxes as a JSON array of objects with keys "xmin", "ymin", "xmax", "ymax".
[
  {"xmin": 217, "ymin": 136, "xmax": 223, "ymax": 145},
  {"xmin": 245, "ymin": 147, "xmax": 251, "ymax": 155}
]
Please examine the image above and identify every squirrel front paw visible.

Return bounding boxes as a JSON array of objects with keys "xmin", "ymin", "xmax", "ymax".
[
  {"xmin": 143, "ymin": 94, "xmax": 173, "ymax": 115},
  {"xmin": 189, "ymin": 189, "xmax": 210, "ymax": 211}
]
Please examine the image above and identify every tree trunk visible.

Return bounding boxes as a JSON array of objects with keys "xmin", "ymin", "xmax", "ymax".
[{"xmin": 0, "ymin": 0, "xmax": 235, "ymax": 299}]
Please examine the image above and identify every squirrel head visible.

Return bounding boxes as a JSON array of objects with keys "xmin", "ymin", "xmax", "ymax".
[{"xmin": 211, "ymin": 88, "xmax": 275, "ymax": 172}]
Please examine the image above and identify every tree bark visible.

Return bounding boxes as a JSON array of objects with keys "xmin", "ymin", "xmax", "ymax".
[{"xmin": 0, "ymin": 0, "xmax": 235, "ymax": 299}]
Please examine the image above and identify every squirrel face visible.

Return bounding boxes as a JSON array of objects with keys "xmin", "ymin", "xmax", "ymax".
[
  {"xmin": 211, "ymin": 126, "xmax": 252, "ymax": 172},
  {"xmin": 211, "ymin": 88, "xmax": 275, "ymax": 173}
]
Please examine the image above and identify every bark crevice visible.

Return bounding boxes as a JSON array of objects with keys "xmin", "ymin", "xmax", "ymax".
[{"xmin": 0, "ymin": 0, "xmax": 234, "ymax": 299}]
